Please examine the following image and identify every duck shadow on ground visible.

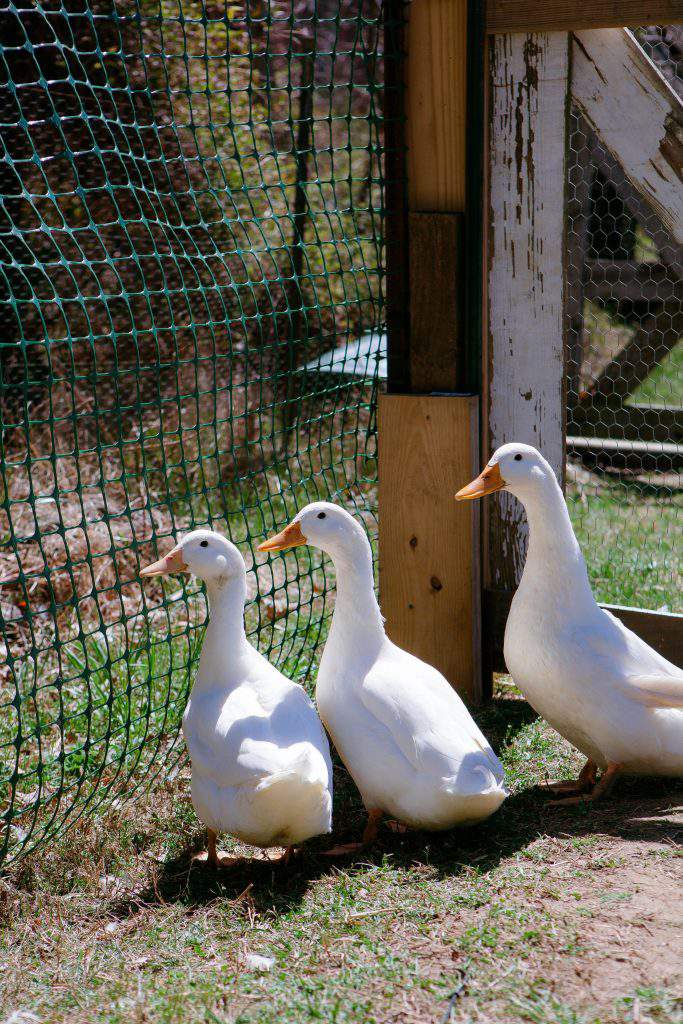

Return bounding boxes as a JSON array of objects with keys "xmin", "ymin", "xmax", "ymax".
[{"xmin": 113, "ymin": 697, "xmax": 682, "ymax": 920}]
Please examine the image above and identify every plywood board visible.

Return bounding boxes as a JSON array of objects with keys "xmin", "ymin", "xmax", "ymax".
[
  {"xmin": 486, "ymin": 33, "xmax": 570, "ymax": 591},
  {"xmin": 378, "ymin": 394, "xmax": 481, "ymax": 702},
  {"xmin": 487, "ymin": 1, "xmax": 683, "ymax": 34},
  {"xmin": 406, "ymin": 0, "xmax": 467, "ymax": 211}
]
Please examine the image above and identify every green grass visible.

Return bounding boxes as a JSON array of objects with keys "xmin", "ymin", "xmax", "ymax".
[
  {"xmin": 567, "ymin": 482, "xmax": 682, "ymax": 611},
  {"xmin": 629, "ymin": 342, "xmax": 683, "ymax": 407},
  {"xmin": 1, "ymin": 680, "xmax": 681, "ymax": 1024}
]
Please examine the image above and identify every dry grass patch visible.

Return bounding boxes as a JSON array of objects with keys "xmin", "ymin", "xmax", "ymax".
[{"xmin": 0, "ymin": 686, "xmax": 681, "ymax": 1024}]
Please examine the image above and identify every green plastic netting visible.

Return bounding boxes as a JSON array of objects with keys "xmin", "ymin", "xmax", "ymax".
[{"xmin": 0, "ymin": 0, "xmax": 398, "ymax": 865}]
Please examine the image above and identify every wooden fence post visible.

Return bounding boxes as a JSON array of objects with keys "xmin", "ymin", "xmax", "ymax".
[
  {"xmin": 484, "ymin": 33, "xmax": 571, "ymax": 669},
  {"xmin": 379, "ymin": 0, "xmax": 483, "ymax": 702}
]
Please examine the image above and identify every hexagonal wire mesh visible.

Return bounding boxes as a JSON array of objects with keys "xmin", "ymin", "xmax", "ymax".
[
  {"xmin": 0, "ymin": 0, "xmax": 399, "ymax": 865},
  {"xmin": 565, "ymin": 26, "xmax": 682, "ymax": 615}
]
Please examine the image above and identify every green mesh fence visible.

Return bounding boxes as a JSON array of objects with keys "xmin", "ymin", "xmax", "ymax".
[{"xmin": 0, "ymin": 0, "xmax": 398, "ymax": 865}]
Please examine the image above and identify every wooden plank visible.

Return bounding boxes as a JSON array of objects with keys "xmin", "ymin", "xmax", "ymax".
[
  {"xmin": 570, "ymin": 402, "xmax": 683, "ymax": 443},
  {"xmin": 406, "ymin": 0, "xmax": 467, "ymax": 211},
  {"xmin": 487, "ymin": 2, "xmax": 683, "ymax": 34},
  {"xmin": 378, "ymin": 394, "xmax": 481, "ymax": 702},
  {"xmin": 485, "ymin": 591, "xmax": 682, "ymax": 671},
  {"xmin": 583, "ymin": 260, "xmax": 683, "ymax": 304},
  {"xmin": 409, "ymin": 212, "xmax": 464, "ymax": 393},
  {"xmin": 486, "ymin": 33, "xmax": 570, "ymax": 592},
  {"xmin": 567, "ymin": 434, "xmax": 683, "ymax": 469},
  {"xmin": 572, "ymin": 29, "xmax": 683, "ymax": 247}
]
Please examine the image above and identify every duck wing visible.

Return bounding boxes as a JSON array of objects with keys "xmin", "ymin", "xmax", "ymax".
[
  {"xmin": 186, "ymin": 668, "xmax": 332, "ymax": 787},
  {"xmin": 578, "ymin": 609, "xmax": 683, "ymax": 709},
  {"xmin": 359, "ymin": 647, "xmax": 503, "ymax": 779}
]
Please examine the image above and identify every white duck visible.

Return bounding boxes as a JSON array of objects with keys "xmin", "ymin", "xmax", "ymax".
[
  {"xmin": 259, "ymin": 504, "xmax": 507, "ymax": 852},
  {"xmin": 141, "ymin": 529, "xmax": 333, "ymax": 864},
  {"xmin": 457, "ymin": 443, "xmax": 683, "ymax": 803}
]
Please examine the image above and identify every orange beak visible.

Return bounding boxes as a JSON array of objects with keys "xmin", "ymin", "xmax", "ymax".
[
  {"xmin": 455, "ymin": 462, "xmax": 506, "ymax": 501},
  {"xmin": 257, "ymin": 520, "xmax": 307, "ymax": 553},
  {"xmin": 140, "ymin": 545, "xmax": 188, "ymax": 576}
]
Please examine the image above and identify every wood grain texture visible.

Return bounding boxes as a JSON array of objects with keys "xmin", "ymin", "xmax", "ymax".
[
  {"xmin": 409, "ymin": 212, "xmax": 464, "ymax": 392},
  {"xmin": 572, "ymin": 28, "xmax": 683, "ymax": 247},
  {"xmin": 486, "ymin": 33, "xmax": 570, "ymax": 591},
  {"xmin": 378, "ymin": 395, "xmax": 481, "ymax": 702},
  {"xmin": 487, "ymin": 1, "xmax": 683, "ymax": 34},
  {"xmin": 406, "ymin": 0, "xmax": 467, "ymax": 211}
]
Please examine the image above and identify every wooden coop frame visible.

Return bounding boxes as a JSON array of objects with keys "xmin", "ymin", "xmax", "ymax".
[{"xmin": 379, "ymin": 0, "xmax": 683, "ymax": 701}]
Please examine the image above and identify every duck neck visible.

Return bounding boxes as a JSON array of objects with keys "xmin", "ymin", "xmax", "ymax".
[
  {"xmin": 327, "ymin": 541, "xmax": 385, "ymax": 654},
  {"xmin": 516, "ymin": 475, "xmax": 594, "ymax": 607},
  {"xmin": 195, "ymin": 574, "xmax": 249, "ymax": 687}
]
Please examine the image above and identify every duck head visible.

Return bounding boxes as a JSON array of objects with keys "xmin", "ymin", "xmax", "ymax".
[
  {"xmin": 140, "ymin": 529, "xmax": 245, "ymax": 582},
  {"xmin": 455, "ymin": 443, "xmax": 556, "ymax": 504},
  {"xmin": 258, "ymin": 502, "xmax": 368, "ymax": 562}
]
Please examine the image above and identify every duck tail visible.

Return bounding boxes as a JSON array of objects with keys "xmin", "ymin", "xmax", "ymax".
[
  {"xmin": 453, "ymin": 752, "xmax": 508, "ymax": 800},
  {"xmin": 256, "ymin": 744, "xmax": 329, "ymax": 789},
  {"xmin": 254, "ymin": 749, "xmax": 333, "ymax": 839}
]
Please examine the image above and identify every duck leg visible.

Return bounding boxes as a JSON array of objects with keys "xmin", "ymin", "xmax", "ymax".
[
  {"xmin": 548, "ymin": 762, "xmax": 622, "ymax": 807},
  {"xmin": 385, "ymin": 820, "xmax": 409, "ymax": 834},
  {"xmin": 196, "ymin": 828, "xmax": 237, "ymax": 868},
  {"xmin": 545, "ymin": 758, "xmax": 598, "ymax": 797},
  {"xmin": 207, "ymin": 828, "xmax": 220, "ymax": 868},
  {"xmin": 320, "ymin": 808, "xmax": 383, "ymax": 857}
]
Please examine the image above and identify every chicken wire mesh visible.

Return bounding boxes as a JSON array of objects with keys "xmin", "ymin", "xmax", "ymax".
[
  {"xmin": 565, "ymin": 26, "xmax": 682, "ymax": 615},
  {"xmin": 0, "ymin": 0, "xmax": 399, "ymax": 864}
]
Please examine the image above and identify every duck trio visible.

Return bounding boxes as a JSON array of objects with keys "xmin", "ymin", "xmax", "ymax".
[{"xmin": 141, "ymin": 443, "xmax": 683, "ymax": 866}]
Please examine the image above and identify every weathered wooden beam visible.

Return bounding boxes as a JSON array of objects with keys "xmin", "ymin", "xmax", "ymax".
[
  {"xmin": 587, "ymin": 137, "xmax": 683, "ymax": 279},
  {"xmin": 486, "ymin": 590, "xmax": 682, "ymax": 671},
  {"xmin": 584, "ymin": 260, "xmax": 683, "ymax": 304},
  {"xmin": 572, "ymin": 29, "xmax": 683, "ymax": 248},
  {"xmin": 486, "ymin": 33, "xmax": 570, "ymax": 591},
  {"xmin": 487, "ymin": 2, "xmax": 683, "ymax": 35},
  {"xmin": 378, "ymin": 395, "xmax": 481, "ymax": 701}
]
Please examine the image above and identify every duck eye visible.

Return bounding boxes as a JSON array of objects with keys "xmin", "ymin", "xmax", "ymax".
[
  {"xmin": 317, "ymin": 512, "xmax": 326, "ymax": 520},
  {"xmin": 514, "ymin": 454, "xmax": 523, "ymax": 462},
  {"xmin": 200, "ymin": 540, "xmax": 209, "ymax": 547}
]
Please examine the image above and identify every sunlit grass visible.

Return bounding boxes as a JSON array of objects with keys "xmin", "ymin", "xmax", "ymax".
[{"xmin": 567, "ymin": 482, "xmax": 682, "ymax": 611}]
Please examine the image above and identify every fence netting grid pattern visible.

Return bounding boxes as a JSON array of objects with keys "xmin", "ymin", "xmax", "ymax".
[
  {"xmin": 565, "ymin": 25, "xmax": 682, "ymax": 616},
  {"xmin": 0, "ymin": 0, "xmax": 397, "ymax": 864}
]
